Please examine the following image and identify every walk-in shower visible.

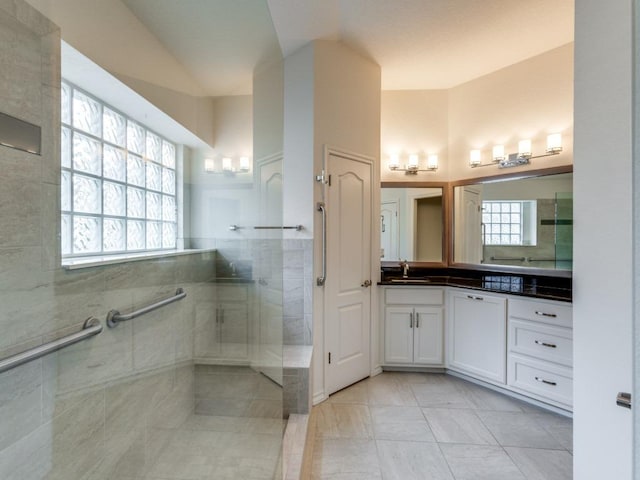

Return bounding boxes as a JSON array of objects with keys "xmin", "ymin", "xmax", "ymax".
[{"xmin": 0, "ymin": 1, "xmax": 287, "ymax": 478}]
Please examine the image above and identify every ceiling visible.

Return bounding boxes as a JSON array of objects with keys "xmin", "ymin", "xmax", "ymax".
[
  {"xmin": 268, "ymin": 0, "xmax": 574, "ymax": 90},
  {"xmin": 33, "ymin": 0, "xmax": 574, "ymax": 96}
]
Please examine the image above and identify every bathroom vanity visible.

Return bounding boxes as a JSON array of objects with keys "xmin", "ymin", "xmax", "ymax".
[{"xmin": 379, "ymin": 270, "xmax": 573, "ymax": 412}]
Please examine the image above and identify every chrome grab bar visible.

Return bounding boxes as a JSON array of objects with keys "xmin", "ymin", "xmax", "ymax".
[
  {"xmin": 317, "ymin": 202, "xmax": 326, "ymax": 286},
  {"xmin": 229, "ymin": 224, "xmax": 303, "ymax": 231},
  {"xmin": 490, "ymin": 256, "xmax": 526, "ymax": 262},
  {"xmin": 107, "ymin": 288, "xmax": 187, "ymax": 328},
  {"xmin": 0, "ymin": 317, "xmax": 102, "ymax": 374}
]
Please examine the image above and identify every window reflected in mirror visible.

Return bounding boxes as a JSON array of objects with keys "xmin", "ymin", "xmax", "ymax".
[{"xmin": 453, "ymin": 172, "xmax": 573, "ymax": 271}]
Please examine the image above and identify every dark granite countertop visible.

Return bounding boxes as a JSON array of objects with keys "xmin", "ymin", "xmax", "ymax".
[
  {"xmin": 379, "ymin": 267, "xmax": 572, "ymax": 302},
  {"xmin": 210, "ymin": 277, "xmax": 255, "ymax": 284}
]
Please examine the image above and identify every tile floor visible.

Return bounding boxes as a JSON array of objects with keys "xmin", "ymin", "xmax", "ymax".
[{"xmin": 308, "ymin": 372, "xmax": 572, "ymax": 480}]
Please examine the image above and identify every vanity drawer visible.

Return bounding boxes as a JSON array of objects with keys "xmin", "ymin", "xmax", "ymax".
[
  {"xmin": 508, "ymin": 319, "xmax": 572, "ymax": 367},
  {"xmin": 508, "ymin": 298, "xmax": 572, "ymax": 328},
  {"xmin": 385, "ymin": 287, "xmax": 444, "ymax": 305},
  {"xmin": 507, "ymin": 354, "xmax": 573, "ymax": 407}
]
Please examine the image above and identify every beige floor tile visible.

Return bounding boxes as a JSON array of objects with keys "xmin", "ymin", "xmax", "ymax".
[
  {"xmin": 314, "ymin": 402, "xmax": 373, "ymax": 438},
  {"xmin": 376, "ymin": 440, "xmax": 454, "ymax": 480},
  {"xmin": 457, "ymin": 381, "xmax": 526, "ymax": 412},
  {"xmin": 440, "ymin": 443, "xmax": 526, "ymax": 480},
  {"xmin": 370, "ymin": 406, "xmax": 435, "ymax": 442},
  {"xmin": 411, "ymin": 382, "xmax": 471, "ymax": 409},
  {"xmin": 328, "ymin": 380, "xmax": 369, "ymax": 404},
  {"xmin": 423, "ymin": 408, "xmax": 498, "ymax": 445},
  {"xmin": 504, "ymin": 446, "xmax": 573, "ymax": 480},
  {"xmin": 475, "ymin": 411, "xmax": 564, "ymax": 449},
  {"xmin": 311, "ymin": 437, "xmax": 381, "ymax": 479},
  {"xmin": 531, "ymin": 412, "xmax": 573, "ymax": 452},
  {"xmin": 367, "ymin": 376, "xmax": 418, "ymax": 406},
  {"xmin": 379, "ymin": 371, "xmax": 430, "ymax": 384}
]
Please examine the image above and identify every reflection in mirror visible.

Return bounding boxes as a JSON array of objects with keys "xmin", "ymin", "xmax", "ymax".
[
  {"xmin": 381, "ymin": 187, "xmax": 443, "ymax": 262},
  {"xmin": 453, "ymin": 173, "xmax": 573, "ymax": 270}
]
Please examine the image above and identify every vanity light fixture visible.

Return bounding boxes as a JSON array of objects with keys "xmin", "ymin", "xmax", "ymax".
[
  {"xmin": 469, "ymin": 134, "xmax": 563, "ymax": 169},
  {"xmin": 239, "ymin": 156, "xmax": 251, "ymax": 172},
  {"xmin": 204, "ymin": 155, "xmax": 252, "ymax": 175},
  {"xmin": 388, "ymin": 153, "xmax": 438, "ymax": 174}
]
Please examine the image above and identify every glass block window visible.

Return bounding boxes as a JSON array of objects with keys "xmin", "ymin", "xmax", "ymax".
[
  {"xmin": 61, "ymin": 80, "xmax": 177, "ymax": 257},
  {"xmin": 482, "ymin": 201, "xmax": 536, "ymax": 246}
]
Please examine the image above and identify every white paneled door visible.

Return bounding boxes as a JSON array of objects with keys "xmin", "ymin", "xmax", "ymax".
[
  {"xmin": 380, "ymin": 201, "xmax": 398, "ymax": 260},
  {"xmin": 324, "ymin": 150, "xmax": 373, "ymax": 395}
]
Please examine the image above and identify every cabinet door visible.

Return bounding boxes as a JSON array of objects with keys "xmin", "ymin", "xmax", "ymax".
[
  {"xmin": 219, "ymin": 302, "xmax": 249, "ymax": 360},
  {"xmin": 384, "ymin": 307, "xmax": 414, "ymax": 364},
  {"xmin": 448, "ymin": 291, "xmax": 507, "ymax": 384},
  {"xmin": 413, "ymin": 307, "xmax": 444, "ymax": 365}
]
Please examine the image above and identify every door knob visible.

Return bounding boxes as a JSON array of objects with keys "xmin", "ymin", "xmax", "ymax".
[
  {"xmin": 361, "ymin": 280, "xmax": 372, "ymax": 287},
  {"xmin": 617, "ymin": 392, "xmax": 631, "ymax": 409}
]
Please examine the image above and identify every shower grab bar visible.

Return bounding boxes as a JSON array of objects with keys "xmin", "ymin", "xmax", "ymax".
[
  {"xmin": 229, "ymin": 224, "xmax": 303, "ymax": 231},
  {"xmin": 528, "ymin": 258, "xmax": 572, "ymax": 262},
  {"xmin": 490, "ymin": 256, "xmax": 526, "ymax": 261},
  {"xmin": 0, "ymin": 317, "xmax": 102, "ymax": 374},
  {"xmin": 317, "ymin": 202, "xmax": 326, "ymax": 286},
  {"xmin": 254, "ymin": 225, "xmax": 303, "ymax": 231},
  {"xmin": 106, "ymin": 288, "xmax": 187, "ymax": 328}
]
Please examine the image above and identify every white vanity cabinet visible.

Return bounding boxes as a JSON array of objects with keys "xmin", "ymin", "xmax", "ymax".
[
  {"xmin": 214, "ymin": 284, "xmax": 250, "ymax": 361},
  {"xmin": 507, "ymin": 297, "xmax": 573, "ymax": 408},
  {"xmin": 382, "ymin": 287, "xmax": 444, "ymax": 367},
  {"xmin": 447, "ymin": 289, "xmax": 507, "ymax": 384}
]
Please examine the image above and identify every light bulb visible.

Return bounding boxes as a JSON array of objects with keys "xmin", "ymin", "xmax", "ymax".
[
  {"xmin": 427, "ymin": 154, "xmax": 438, "ymax": 170},
  {"xmin": 408, "ymin": 154, "xmax": 419, "ymax": 170},
  {"xmin": 239, "ymin": 156, "xmax": 250, "ymax": 172},
  {"xmin": 222, "ymin": 157, "xmax": 233, "ymax": 172},
  {"xmin": 492, "ymin": 145, "xmax": 505, "ymax": 162},
  {"xmin": 546, "ymin": 133, "xmax": 562, "ymax": 153},
  {"xmin": 389, "ymin": 153, "xmax": 400, "ymax": 170},
  {"xmin": 518, "ymin": 139, "xmax": 532, "ymax": 158},
  {"xmin": 469, "ymin": 150, "xmax": 481, "ymax": 167},
  {"xmin": 204, "ymin": 158, "xmax": 215, "ymax": 173}
]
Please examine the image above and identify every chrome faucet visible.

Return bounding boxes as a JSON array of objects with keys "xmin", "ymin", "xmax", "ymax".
[{"xmin": 400, "ymin": 260, "xmax": 409, "ymax": 278}]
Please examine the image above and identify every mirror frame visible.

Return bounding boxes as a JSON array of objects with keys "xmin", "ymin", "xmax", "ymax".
[
  {"xmin": 380, "ymin": 181, "xmax": 450, "ymax": 268},
  {"xmin": 447, "ymin": 165, "xmax": 574, "ymax": 278}
]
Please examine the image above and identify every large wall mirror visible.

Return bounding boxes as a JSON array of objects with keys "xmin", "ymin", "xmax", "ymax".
[
  {"xmin": 380, "ymin": 183, "xmax": 446, "ymax": 263},
  {"xmin": 452, "ymin": 167, "xmax": 573, "ymax": 273}
]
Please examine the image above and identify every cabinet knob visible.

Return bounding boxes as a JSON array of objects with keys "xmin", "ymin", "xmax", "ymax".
[{"xmin": 361, "ymin": 280, "xmax": 372, "ymax": 287}]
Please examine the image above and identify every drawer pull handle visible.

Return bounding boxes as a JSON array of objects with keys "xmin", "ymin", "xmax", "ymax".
[
  {"xmin": 534, "ymin": 340, "xmax": 557, "ymax": 348},
  {"xmin": 409, "ymin": 312, "xmax": 413, "ymax": 328},
  {"xmin": 467, "ymin": 295, "xmax": 484, "ymax": 301},
  {"xmin": 535, "ymin": 376, "xmax": 557, "ymax": 386},
  {"xmin": 416, "ymin": 313, "xmax": 420, "ymax": 328},
  {"xmin": 535, "ymin": 311, "xmax": 557, "ymax": 318}
]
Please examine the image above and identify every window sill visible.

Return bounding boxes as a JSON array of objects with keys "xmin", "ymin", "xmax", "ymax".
[{"xmin": 62, "ymin": 249, "xmax": 216, "ymax": 270}]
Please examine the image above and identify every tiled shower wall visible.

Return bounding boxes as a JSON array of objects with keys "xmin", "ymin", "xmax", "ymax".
[
  {"xmin": 0, "ymin": 3, "xmax": 219, "ymax": 478},
  {"xmin": 282, "ymin": 239, "xmax": 313, "ymax": 346}
]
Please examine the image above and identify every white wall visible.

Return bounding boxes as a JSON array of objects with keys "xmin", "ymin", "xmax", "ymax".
[
  {"xmin": 381, "ymin": 90, "xmax": 449, "ymax": 182},
  {"xmin": 283, "ymin": 43, "xmax": 315, "ymax": 238},
  {"xmin": 282, "ymin": 40, "xmax": 381, "ymax": 402},
  {"xmin": 573, "ymin": 0, "xmax": 633, "ymax": 478},
  {"xmin": 449, "ymin": 43, "xmax": 574, "ymax": 181}
]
